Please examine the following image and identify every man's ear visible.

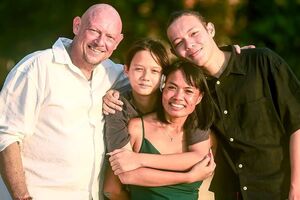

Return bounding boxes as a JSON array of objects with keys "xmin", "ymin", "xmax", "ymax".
[
  {"xmin": 113, "ymin": 33, "xmax": 124, "ymax": 50},
  {"xmin": 73, "ymin": 16, "xmax": 81, "ymax": 35},
  {"xmin": 206, "ymin": 22, "xmax": 215, "ymax": 37}
]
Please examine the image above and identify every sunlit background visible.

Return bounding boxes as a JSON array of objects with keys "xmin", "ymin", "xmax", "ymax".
[{"xmin": 1, "ymin": 0, "xmax": 300, "ymax": 88}]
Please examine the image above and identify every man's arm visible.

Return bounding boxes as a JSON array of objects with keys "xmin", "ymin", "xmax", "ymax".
[
  {"xmin": 289, "ymin": 129, "xmax": 300, "ymax": 200},
  {"xmin": 0, "ymin": 142, "xmax": 31, "ymax": 200}
]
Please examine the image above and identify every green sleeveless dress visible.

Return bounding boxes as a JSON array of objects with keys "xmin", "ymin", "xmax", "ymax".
[{"xmin": 128, "ymin": 117, "xmax": 202, "ymax": 200}]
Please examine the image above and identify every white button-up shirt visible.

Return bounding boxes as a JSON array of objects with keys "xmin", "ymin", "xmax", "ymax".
[{"xmin": 0, "ymin": 37, "xmax": 127, "ymax": 200}]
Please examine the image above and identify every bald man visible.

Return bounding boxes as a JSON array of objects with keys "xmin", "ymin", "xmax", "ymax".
[{"xmin": 0, "ymin": 4, "xmax": 127, "ymax": 200}]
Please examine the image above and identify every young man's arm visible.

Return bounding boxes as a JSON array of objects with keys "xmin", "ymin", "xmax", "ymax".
[
  {"xmin": 0, "ymin": 142, "xmax": 31, "ymax": 200},
  {"xmin": 289, "ymin": 129, "xmax": 300, "ymax": 199}
]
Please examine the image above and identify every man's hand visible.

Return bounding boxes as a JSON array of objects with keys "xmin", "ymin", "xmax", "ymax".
[
  {"xmin": 289, "ymin": 185, "xmax": 300, "ymax": 200},
  {"xmin": 188, "ymin": 150, "xmax": 216, "ymax": 183},
  {"xmin": 233, "ymin": 44, "xmax": 256, "ymax": 54},
  {"xmin": 103, "ymin": 89, "xmax": 123, "ymax": 115},
  {"xmin": 107, "ymin": 149, "xmax": 142, "ymax": 175}
]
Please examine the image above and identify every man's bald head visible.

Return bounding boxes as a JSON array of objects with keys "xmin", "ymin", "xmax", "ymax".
[{"xmin": 81, "ymin": 4, "xmax": 123, "ymax": 33}]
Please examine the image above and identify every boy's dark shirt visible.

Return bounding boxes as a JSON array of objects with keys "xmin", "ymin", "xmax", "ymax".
[
  {"xmin": 208, "ymin": 46, "xmax": 300, "ymax": 200},
  {"xmin": 105, "ymin": 91, "xmax": 209, "ymax": 152}
]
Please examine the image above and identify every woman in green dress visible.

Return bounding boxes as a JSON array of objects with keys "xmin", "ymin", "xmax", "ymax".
[{"xmin": 108, "ymin": 59, "xmax": 216, "ymax": 200}]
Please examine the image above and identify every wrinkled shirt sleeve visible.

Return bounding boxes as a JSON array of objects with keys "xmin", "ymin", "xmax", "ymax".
[
  {"xmin": 268, "ymin": 49, "xmax": 300, "ymax": 135},
  {"xmin": 104, "ymin": 96, "xmax": 133, "ymax": 152},
  {"xmin": 0, "ymin": 59, "xmax": 40, "ymax": 151}
]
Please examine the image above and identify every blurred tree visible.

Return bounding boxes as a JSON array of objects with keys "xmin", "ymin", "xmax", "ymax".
[
  {"xmin": 0, "ymin": 0, "xmax": 299, "ymax": 89},
  {"xmin": 234, "ymin": 0, "xmax": 300, "ymax": 77}
]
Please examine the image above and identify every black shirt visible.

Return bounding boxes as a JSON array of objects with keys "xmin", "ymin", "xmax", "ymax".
[
  {"xmin": 209, "ymin": 46, "xmax": 300, "ymax": 200},
  {"xmin": 105, "ymin": 91, "xmax": 209, "ymax": 152}
]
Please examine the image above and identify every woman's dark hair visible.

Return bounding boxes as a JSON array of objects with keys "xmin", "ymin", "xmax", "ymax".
[
  {"xmin": 125, "ymin": 38, "xmax": 169, "ymax": 70},
  {"xmin": 157, "ymin": 59, "xmax": 216, "ymax": 131}
]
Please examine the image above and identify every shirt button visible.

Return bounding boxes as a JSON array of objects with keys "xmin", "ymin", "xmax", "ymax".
[
  {"xmin": 229, "ymin": 137, "xmax": 234, "ymax": 142},
  {"xmin": 243, "ymin": 186, "xmax": 248, "ymax": 191},
  {"xmin": 238, "ymin": 164, "xmax": 243, "ymax": 168},
  {"xmin": 216, "ymin": 80, "xmax": 220, "ymax": 85},
  {"xmin": 223, "ymin": 110, "xmax": 228, "ymax": 114}
]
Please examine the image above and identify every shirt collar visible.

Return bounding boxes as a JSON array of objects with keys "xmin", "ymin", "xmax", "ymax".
[
  {"xmin": 52, "ymin": 37, "xmax": 73, "ymax": 65},
  {"xmin": 221, "ymin": 45, "xmax": 246, "ymax": 77},
  {"xmin": 51, "ymin": 37, "xmax": 111, "ymax": 80}
]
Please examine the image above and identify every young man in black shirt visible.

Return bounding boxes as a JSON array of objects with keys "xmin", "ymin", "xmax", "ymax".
[{"xmin": 166, "ymin": 10, "xmax": 300, "ymax": 200}]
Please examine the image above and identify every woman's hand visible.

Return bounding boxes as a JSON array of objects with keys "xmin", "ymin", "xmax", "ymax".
[
  {"xmin": 107, "ymin": 148, "xmax": 142, "ymax": 175},
  {"xmin": 187, "ymin": 150, "xmax": 216, "ymax": 183}
]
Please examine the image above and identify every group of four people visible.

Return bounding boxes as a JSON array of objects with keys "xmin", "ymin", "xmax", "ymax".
[{"xmin": 0, "ymin": 3, "xmax": 299, "ymax": 200}]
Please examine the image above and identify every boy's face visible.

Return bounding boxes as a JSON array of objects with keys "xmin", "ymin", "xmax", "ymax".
[
  {"xmin": 125, "ymin": 50, "xmax": 162, "ymax": 96},
  {"xmin": 167, "ymin": 15, "xmax": 215, "ymax": 67}
]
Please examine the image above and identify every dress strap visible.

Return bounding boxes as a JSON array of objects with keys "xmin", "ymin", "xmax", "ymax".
[{"xmin": 140, "ymin": 116, "xmax": 145, "ymax": 139}]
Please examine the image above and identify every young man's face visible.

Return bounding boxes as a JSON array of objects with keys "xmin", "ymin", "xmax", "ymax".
[{"xmin": 167, "ymin": 15, "xmax": 215, "ymax": 67}]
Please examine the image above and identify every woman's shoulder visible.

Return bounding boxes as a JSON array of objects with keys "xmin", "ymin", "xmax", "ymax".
[{"xmin": 128, "ymin": 113, "xmax": 158, "ymax": 130}]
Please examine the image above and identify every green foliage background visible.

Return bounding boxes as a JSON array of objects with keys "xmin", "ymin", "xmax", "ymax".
[{"xmin": 1, "ymin": 0, "xmax": 300, "ymax": 88}]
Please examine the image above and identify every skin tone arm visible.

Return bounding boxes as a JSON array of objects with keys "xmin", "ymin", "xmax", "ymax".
[
  {"xmin": 103, "ymin": 143, "xmax": 132, "ymax": 200},
  {"xmin": 0, "ymin": 142, "xmax": 31, "ymax": 199},
  {"xmin": 104, "ymin": 155, "xmax": 214, "ymax": 200},
  {"xmin": 117, "ymin": 152, "xmax": 215, "ymax": 186},
  {"xmin": 289, "ymin": 129, "xmax": 300, "ymax": 200},
  {"xmin": 109, "ymin": 117, "xmax": 215, "ymax": 183},
  {"xmin": 108, "ymin": 139, "xmax": 211, "ymax": 174},
  {"xmin": 103, "ymin": 166, "xmax": 130, "ymax": 200},
  {"xmin": 104, "ymin": 143, "xmax": 215, "ymax": 199},
  {"xmin": 107, "ymin": 115, "xmax": 214, "ymax": 174}
]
